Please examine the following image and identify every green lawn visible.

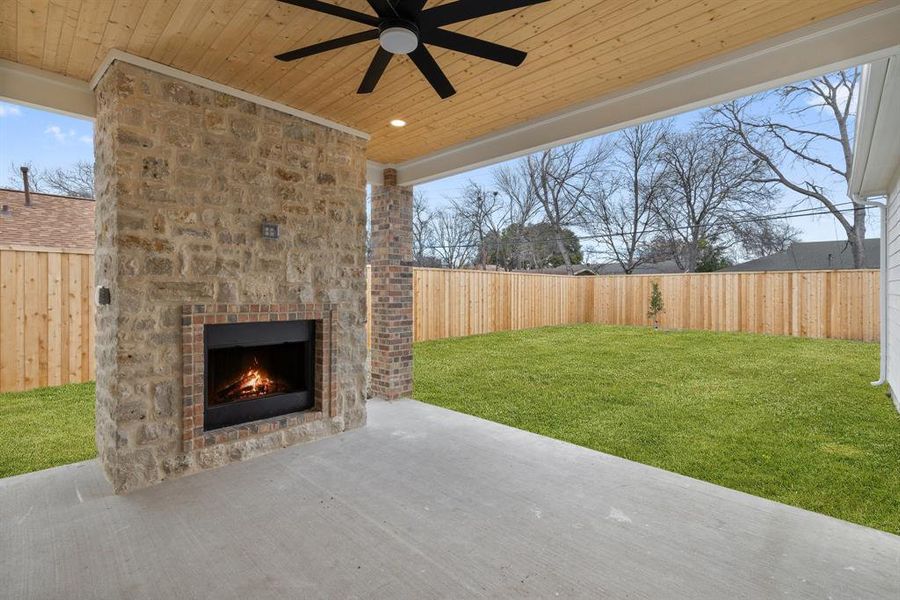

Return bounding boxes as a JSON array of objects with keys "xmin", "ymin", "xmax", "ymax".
[
  {"xmin": 414, "ymin": 325, "xmax": 900, "ymax": 535},
  {"xmin": 0, "ymin": 382, "xmax": 96, "ymax": 478},
  {"xmin": 2, "ymin": 326, "xmax": 898, "ymax": 534}
]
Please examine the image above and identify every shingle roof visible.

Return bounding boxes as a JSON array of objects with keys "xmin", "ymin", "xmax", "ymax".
[
  {"xmin": 593, "ymin": 260, "xmax": 683, "ymax": 275},
  {"xmin": 721, "ymin": 239, "xmax": 880, "ymax": 272},
  {"xmin": 0, "ymin": 188, "xmax": 95, "ymax": 250}
]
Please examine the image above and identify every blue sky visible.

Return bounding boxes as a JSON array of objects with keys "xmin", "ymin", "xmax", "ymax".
[
  {"xmin": 0, "ymin": 102, "xmax": 94, "ymax": 187},
  {"xmin": 417, "ymin": 99, "xmax": 872, "ymax": 245},
  {"xmin": 0, "ymin": 86, "xmax": 872, "ymax": 246}
]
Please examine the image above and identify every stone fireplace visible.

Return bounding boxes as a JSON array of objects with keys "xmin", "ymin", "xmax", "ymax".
[{"xmin": 93, "ymin": 59, "xmax": 368, "ymax": 493}]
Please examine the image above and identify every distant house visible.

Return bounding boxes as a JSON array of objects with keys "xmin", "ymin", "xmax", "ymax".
[
  {"xmin": 532, "ymin": 260, "xmax": 683, "ymax": 276},
  {"xmin": 721, "ymin": 239, "xmax": 880, "ymax": 272},
  {"xmin": 532, "ymin": 265, "xmax": 599, "ymax": 276},
  {"xmin": 0, "ymin": 188, "xmax": 95, "ymax": 250},
  {"xmin": 593, "ymin": 260, "xmax": 683, "ymax": 275}
]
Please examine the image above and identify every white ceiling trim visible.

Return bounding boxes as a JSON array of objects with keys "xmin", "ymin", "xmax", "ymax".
[
  {"xmin": 392, "ymin": 0, "xmax": 900, "ymax": 186},
  {"xmin": 90, "ymin": 50, "xmax": 370, "ymax": 140},
  {"xmin": 851, "ymin": 56, "xmax": 900, "ymax": 199},
  {"xmin": 366, "ymin": 161, "xmax": 386, "ymax": 186},
  {"xmin": 2, "ymin": 52, "xmax": 387, "ymax": 182},
  {"xmin": 0, "ymin": 59, "xmax": 94, "ymax": 120}
]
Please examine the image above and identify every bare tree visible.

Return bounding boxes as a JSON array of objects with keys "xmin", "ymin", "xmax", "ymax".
[
  {"xmin": 705, "ymin": 69, "xmax": 866, "ymax": 266},
  {"xmin": 432, "ymin": 208, "xmax": 475, "ymax": 269},
  {"xmin": 583, "ymin": 121, "xmax": 669, "ymax": 273},
  {"xmin": 7, "ymin": 161, "xmax": 94, "ymax": 198},
  {"xmin": 412, "ymin": 191, "xmax": 437, "ymax": 267},
  {"xmin": 517, "ymin": 141, "xmax": 611, "ymax": 274},
  {"xmin": 736, "ymin": 220, "xmax": 801, "ymax": 260},
  {"xmin": 493, "ymin": 164, "xmax": 540, "ymax": 228},
  {"xmin": 451, "ymin": 182, "xmax": 505, "ymax": 268},
  {"xmin": 491, "ymin": 165, "xmax": 541, "ymax": 270},
  {"xmin": 654, "ymin": 128, "xmax": 778, "ymax": 272}
]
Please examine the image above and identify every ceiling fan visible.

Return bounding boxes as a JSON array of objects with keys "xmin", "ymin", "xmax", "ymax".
[{"xmin": 274, "ymin": 0, "xmax": 549, "ymax": 99}]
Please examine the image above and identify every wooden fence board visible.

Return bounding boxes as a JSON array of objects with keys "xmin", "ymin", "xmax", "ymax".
[
  {"xmin": 402, "ymin": 268, "xmax": 880, "ymax": 345},
  {"xmin": 0, "ymin": 248, "xmax": 94, "ymax": 393},
  {"xmin": 0, "ymin": 254, "xmax": 880, "ymax": 393}
]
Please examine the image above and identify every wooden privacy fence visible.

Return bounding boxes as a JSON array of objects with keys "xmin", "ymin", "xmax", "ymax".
[
  {"xmin": 0, "ymin": 247, "xmax": 95, "ymax": 393},
  {"xmin": 0, "ymin": 253, "xmax": 878, "ymax": 393},
  {"xmin": 409, "ymin": 268, "xmax": 880, "ymax": 344}
]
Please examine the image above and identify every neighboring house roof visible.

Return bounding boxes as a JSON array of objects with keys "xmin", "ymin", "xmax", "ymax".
[
  {"xmin": 0, "ymin": 188, "xmax": 95, "ymax": 250},
  {"xmin": 721, "ymin": 239, "xmax": 880, "ymax": 272},
  {"xmin": 593, "ymin": 260, "xmax": 683, "ymax": 275},
  {"xmin": 532, "ymin": 265, "xmax": 598, "ymax": 276},
  {"xmin": 532, "ymin": 260, "xmax": 683, "ymax": 276}
]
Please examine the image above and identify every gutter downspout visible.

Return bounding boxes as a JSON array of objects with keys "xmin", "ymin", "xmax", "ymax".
[{"xmin": 854, "ymin": 194, "xmax": 887, "ymax": 386}]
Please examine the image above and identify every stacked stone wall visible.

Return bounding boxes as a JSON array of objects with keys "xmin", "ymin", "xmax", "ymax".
[{"xmin": 94, "ymin": 61, "xmax": 368, "ymax": 492}]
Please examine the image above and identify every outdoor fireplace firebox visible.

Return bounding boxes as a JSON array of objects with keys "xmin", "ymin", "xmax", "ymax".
[{"xmin": 204, "ymin": 320, "xmax": 315, "ymax": 431}]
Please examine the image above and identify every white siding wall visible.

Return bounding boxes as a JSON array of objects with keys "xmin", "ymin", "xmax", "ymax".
[{"xmin": 885, "ymin": 176, "xmax": 900, "ymax": 411}]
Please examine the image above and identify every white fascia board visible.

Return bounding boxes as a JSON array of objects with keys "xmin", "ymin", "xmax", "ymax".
[
  {"xmin": 0, "ymin": 52, "xmax": 373, "ymax": 142},
  {"xmin": 90, "ymin": 50, "xmax": 370, "ymax": 140},
  {"xmin": 851, "ymin": 56, "xmax": 900, "ymax": 200},
  {"xmin": 0, "ymin": 59, "xmax": 94, "ymax": 119},
  {"xmin": 393, "ymin": 0, "xmax": 900, "ymax": 186},
  {"xmin": 366, "ymin": 161, "xmax": 386, "ymax": 186}
]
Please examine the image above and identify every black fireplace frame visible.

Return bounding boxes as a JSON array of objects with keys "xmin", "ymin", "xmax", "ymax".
[{"xmin": 203, "ymin": 320, "xmax": 316, "ymax": 431}]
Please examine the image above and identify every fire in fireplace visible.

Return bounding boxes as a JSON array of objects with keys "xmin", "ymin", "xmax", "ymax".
[{"xmin": 204, "ymin": 320, "xmax": 315, "ymax": 431}]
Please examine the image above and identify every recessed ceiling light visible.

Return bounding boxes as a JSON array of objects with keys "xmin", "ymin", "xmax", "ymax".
[{"xmin": 390, "ymin": 119, "xmax": 407, "ymax": 128}]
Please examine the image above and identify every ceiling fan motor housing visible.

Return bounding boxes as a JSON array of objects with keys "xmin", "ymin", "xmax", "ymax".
[
  {"xmin": 379, "ymin": 20, "xmax": 420, "ymax": 55},
  {"xmin": 274, "ymin": 0, "xmax": 549, "ymax": 99}
]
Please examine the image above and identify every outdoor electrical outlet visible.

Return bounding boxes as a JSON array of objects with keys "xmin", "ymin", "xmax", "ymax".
[{"xmin": 262, "ymin": 223, "xmax": 280, "ymax": 240}]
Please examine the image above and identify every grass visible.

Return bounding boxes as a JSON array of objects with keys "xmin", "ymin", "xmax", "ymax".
[
  {"xmin": 0, "ymin": 382, "xmax": 96, "ymax": 478},
  {"xmin": 2, "ymin": 327, "xmax": 897, "ymax": 534},
  {"xmin": 414, "ymin": 324, "xmax": 900, "ymax": 535}
]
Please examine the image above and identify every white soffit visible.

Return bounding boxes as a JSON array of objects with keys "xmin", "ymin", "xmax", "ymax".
[
  {"xmin": 851, "ymin": 56, "xmax": 900, "ymax": 199},
  {"xmin": 0, "ymin": 59, "xmax": 94, "ymax": 120},
  {"xmin": 392, "ymin": 0, "xmax": 900, "ymax": 186},
  {"xmin": 3, "ymin": 51, "xmax": 384, "ymax": 181},
  {"xmin": 366, "ymin": 162, "xmax": 386, "ymax": 186}
]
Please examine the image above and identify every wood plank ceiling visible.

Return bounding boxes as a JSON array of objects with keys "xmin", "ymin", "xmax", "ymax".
[{"xmin": 1, "ymin": 0, "xmax": 878, "ymax": 164}]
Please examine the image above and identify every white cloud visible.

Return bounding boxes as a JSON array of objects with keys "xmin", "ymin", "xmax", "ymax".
[
  {"xmin": 78, "ymin": 135, "xmax": 93, "ymax": 145},
  {"xmin": 44, "ymin": 125, "xmax": 83, "ymax": 144},
  {"xmin": 0, "ymin": 103, "xmax": 22, "ymax": 117},
  {"xmin": 45, "ymin": 125, "xmax": 68, "ymax": 142}
]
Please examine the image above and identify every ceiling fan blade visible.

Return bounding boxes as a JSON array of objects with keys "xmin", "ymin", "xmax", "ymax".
[
  {"xmin": 408, "ymin": 45, "xmax": 455, "ymax": 99},
  {"xmin": 366, "ymin": 0, "xmax": 396, "ymax": 18},
  {"xmin": 421, "ymin": 0, "xmax": 550, "ymax": 28},
  {"xmin": 424, "ymin": 29, "xmax": 526, "ymax": 67},
  {"xmin": 398, "ymin": 0, "xmax": 428, "ymax": 14},
  {"xmin": 277, "ymin": 0, "xmax": 380, "ymax": 26},
  {"xmin": 275, "ymin": 29, "xmax": 379, "ymax": 61},
  {"xmin": 358, "ymin": 48, "xmax": 393, "ymax": 94}
]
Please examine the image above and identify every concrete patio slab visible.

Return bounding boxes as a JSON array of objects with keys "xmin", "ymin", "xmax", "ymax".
[{"xmin": 2, "ymin": 398, "xmax": 898, "ymax": 599}]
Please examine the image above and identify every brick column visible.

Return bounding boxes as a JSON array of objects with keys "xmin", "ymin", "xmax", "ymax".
[{"xmin": 370, "ymin": 168, "xmax": 413, "ymax": 399}]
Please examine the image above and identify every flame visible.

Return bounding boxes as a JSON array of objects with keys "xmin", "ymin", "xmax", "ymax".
[
  {"xmin": 242, "ymin": 368, "xmax": 272, "ymax": 394},
  {"xmin": 217, "ymin": 358, "xmax": 285, "ymax": 403}
]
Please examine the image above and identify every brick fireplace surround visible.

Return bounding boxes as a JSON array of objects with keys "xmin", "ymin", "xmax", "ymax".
[
  {"xmin": 181, "ymin": 303, "xmax": 336, "ymax": 452},
  {"xmin": 92, "ymin": 59, "xmax": 380, "ymax": 493}
]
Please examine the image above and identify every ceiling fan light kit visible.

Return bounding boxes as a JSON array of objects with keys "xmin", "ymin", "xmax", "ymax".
[
  {"xmin": 275, "ymin": 0, "xmax": 550, "ymax": 99},
  {"xmin": 379, "ymin": 21, "xmax": 419, "ymax": 55}
]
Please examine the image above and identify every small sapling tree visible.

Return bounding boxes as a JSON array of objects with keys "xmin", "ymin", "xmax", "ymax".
[{"xmin": 647, "ymin": 281, "xmax": 664, "ymax": 330}]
